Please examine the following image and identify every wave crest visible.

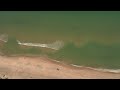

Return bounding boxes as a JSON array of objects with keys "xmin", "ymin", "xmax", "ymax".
[
  {"xmin": 17, "ymin": 40, "xmax": 64, "ymax": 50},
  {"xmin": 0, "ymin": 34, "xmax": 64, "ymax": 50},
  {"xmin": 71, "ymin": 64, "xmax": 120, "ymax": 73}
]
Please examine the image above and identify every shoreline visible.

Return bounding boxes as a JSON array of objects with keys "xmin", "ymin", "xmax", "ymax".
[
  {"xmin": 3, "ymin": 54, "xmax": 120, "ymax": 74},
  {"xmin": 0, "ymin": 36, "xmax": 120, "ymax": 74},
  {"xmin": 4, "ymin": 54, "xmax": 120, "ymax": 74},
  {"xmin": 0, "ymin": 55, "xmax": 120, "ymax": 79}
]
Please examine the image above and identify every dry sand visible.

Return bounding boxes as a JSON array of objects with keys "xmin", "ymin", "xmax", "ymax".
[{"xmin": 0, "ymin": 55, "xmax": 120, "ymax": 79}]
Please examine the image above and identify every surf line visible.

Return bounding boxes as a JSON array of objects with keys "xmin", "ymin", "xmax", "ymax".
[
  {"xmin": 17, "ymin": 40, "xmax": 64, "ymax": 50},
  {"xmin": 71, "ymin": 64, "xmax": 120, "ymax": 73},
  {"xmin": 0, "ymin": 34, "xmax": 64, "ymax": 50}
]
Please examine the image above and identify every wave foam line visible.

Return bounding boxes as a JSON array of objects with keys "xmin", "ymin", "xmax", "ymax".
[
  {"xmin": 0, "ymin": 33, "xmax": 64, "ymax": 50},
  {"xmin": 17, "ymin": 40, "xmax": 64, "ymax": 50},
  {"xmin": 71, "ymin": 64, "xmax": 120, "ymax": 73}
]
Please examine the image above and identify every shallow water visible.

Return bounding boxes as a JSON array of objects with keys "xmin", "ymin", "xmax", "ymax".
[{"xmin": 0, "ymin": 11, "xmax": 120, "ymax": 69}]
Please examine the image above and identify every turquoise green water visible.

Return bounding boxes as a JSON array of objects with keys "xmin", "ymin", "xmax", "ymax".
[{"xmin": 0, "ymin": 11, "xmax": 120, "ymax": 69}]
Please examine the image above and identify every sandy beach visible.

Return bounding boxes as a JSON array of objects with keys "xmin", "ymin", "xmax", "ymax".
[{"xmin": 0, "ymin": 55, "xmax": 120, "ymax": 79}]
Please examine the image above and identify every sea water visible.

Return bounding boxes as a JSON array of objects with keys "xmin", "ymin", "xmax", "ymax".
[{"xmin": 0, "ymin": 11, "xmax": 120, "ymax": 70}]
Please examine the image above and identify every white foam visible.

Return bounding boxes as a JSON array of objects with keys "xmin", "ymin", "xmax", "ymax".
[
  {"xmin": 0, "ymin": 34, "xmax": 8, "ymax": 42},
  {"xmin": 0, "ymin": 34, "xmax": 64, "ymax": 50},
  {"xmin": 71, "ymin": 64, "xmax": 120, "ymax": 73},
  {"xmin": 17, "ymin": 40, "xmax": 64, "ymax": 50}
]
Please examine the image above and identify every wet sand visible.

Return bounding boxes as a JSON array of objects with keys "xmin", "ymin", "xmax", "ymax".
[{"xmin": 0, "ymin": 55, "xmax": 120, "ymax": 79}]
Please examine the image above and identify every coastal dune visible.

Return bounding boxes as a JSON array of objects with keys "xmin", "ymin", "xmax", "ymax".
[{"xmin": 0, "ymin": 55, "xmax": 120, "ymax": 79}]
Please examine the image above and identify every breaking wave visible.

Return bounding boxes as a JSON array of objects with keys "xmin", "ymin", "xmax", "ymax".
[
  {"xmin": 0, "ymin": 34, "xmax": 8, "ymax": 42},
  {"xmin": 0, "ymin": 34, "xmax": 64, "ymax": 50},
  {"xmin": 17, "ymin": 40, "xmax": 64, "ymax": 50},
  {"xmin": 71, "ymin": 64, "xmax": 120, "ymax": 73}
]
